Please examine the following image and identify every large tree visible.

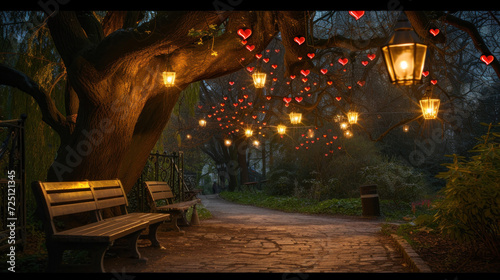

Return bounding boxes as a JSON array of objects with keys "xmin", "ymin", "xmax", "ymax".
[{"xmin": 1, "ymin": 10, "xmax": 499, "ymax": 194}]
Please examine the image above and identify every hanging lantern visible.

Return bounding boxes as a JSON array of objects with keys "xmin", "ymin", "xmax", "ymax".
[
  {"xmin": 252, "ymin": 72, "xmax": 267, "ymax": 88},
  {"xmin": 419, "ymin": 97, "xmax": 440, "ymax": 119},
  {"xmin": 199, "ymin": 119, "xmax": 207, "ymax": 127},
  {"xmin": 289, "ymin": 112, "xmax": 302, "ymax": 124},
  {"xmin": 162, "ymin": 71, "xmax": 176, "ymax": 87},
  {"xmin": 347, "ymin": 111, "xmax": 358, "ymax": 124},
  {"xmin": 253, "ymin": 140, "xmax": 260, "ymax": 147},
  {"xmin": 245, "ymin": 128, "xmax": 253, "ymax": 137},
  {"xmin": 381, "ymin": 13, "xmax": 427, "ymax": 85},
  {"xmin": 277, "ymin": 125, "xmax": 286, "ymax": 135},
  {"xmin": 224, "ymin": 139, "xmax": 232, "ymax": 146},
  {"xmin": 403, "ymin": 124, "xmax": 410, "ymax": 132}
]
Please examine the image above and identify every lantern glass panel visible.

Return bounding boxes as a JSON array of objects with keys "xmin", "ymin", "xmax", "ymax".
[
  {"xmin": 277, "ymin": 125, "xmax": 286, "ymax": 135},
  {"xmin": 289, "ymin": 112, "xmax": 302, "ymax": 124},
  {"xmin": 347, "ymin": 111, "xmax": 358, "ymax": 124},
  {"xmin": 419, "ymin": 98, "xmax": 440, "ymax": 119},
  {"xmin": 253, "ymin": 72, "xmax": 266, "ymax": 88},
  {"xmin": 162, "ymin": 71, "xmax": 176, "ymax": 87}
]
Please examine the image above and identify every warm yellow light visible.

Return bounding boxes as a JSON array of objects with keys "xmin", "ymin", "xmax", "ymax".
[
  {"xmin": 245, "ymin": 128, "xmax": 253, "ymax": 137},
  {"xmin": 289, "ymin": 112, "xmax": 302, "ymax": 124},
  {"xmin": 400, "ymin": 60, "xmax": 408, "ymax": 70},
  {"xmin": 224, "ymin": 139, "xmax": 232, "ymax": 146},
  {"xmin": 199, "ymin": 119, "xmax": 207, "ymax": 127},
  {"xmin": 344, "ymin": 130, "xmax": 353, "ymax": 138},
  {"xmin": 186, "ymin": 134, "xmax": 192, "ymax": 140},
  {"xmin": 419, "ymin": 98, "xmax": 440, "ymax": 120},
  {"xmin": 253, "ymin": 140, "xmax": 260, "ymax": 147},
  {"xmin": 277, "ymin": 125, "xmax": 286, "ymax": 135},
  {"xmin": 340, "ymin": 122, "xmax": 348, "ymax": 130},
  {"xmin": 252, "ymin": 72, "xmax": 267, "ymax": 88},
  {"xmin": 307, "ymin": 128, "xmax": 314, "ymax": 138},
  {"xmin": 347, "ymin": 111, "xmax": 358, "ymax": 124},
  {"xmin": 403, "ymin": 124, "xmax": 410, "ymax": 132},
  {"xmin": 162, "ymin": 71, "xmax": 176, "ymax": 87}
]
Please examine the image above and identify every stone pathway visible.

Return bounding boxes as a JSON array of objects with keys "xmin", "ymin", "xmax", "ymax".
[{"xmin": 104, "ymin": 194, "xmax": 411, "ymax": 273}]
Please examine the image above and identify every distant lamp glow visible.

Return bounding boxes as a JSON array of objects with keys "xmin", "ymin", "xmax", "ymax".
[
  {"xmin": 224, "ymin": 139, "xmax": 232, "ymax": 146},
  {"xmin": 340, "ymin": 122, "xmax": 348, "ymax": 130},
  {"xmin": 277, "ymin": 125, "xmax": 286, "ymax": 135},
  {"xmin": 344, "ymin": 130, "xmax": 353, "ymax": 138},
  {"xmin": 199, "ymin": 119, "xmax": 207, "ymax": 127},
  {"xmin": 419, "ymin": 97, "xmax": 440, "ymax": 119},
  {"xmin": 245, "ymin": 128, "xmax": 253, "ymax": 137},
  {"xmin": 253, "ymin": 140, "xmax": 260, "ymax": 147},
  {"xmin": 403, "ymin": 124, "xmax": 410, "ymax": 132},
  {"xmin": 347, "ymin": 111, "xmax": 358, "ymax": 124},
  {"xmin": 162, "ymin": 71, "xmax": 176, "ymax": 87},
  {"xmin": 252, "ymin": 72, "xmax": 267, "ymax": 88},
  {"xmin": 307, "ymin": 128, "xmax": 314, "ymax": 138},
  {"xmin": 186, "ymin": 134, "xmax": 192, "ymax": 140},
  {"xmin": 289, "ymin": 112, "xmax": 302, "ymax": 124},
  {"xmin": 381, "ymin": 13, "xmax": 427, "ymax": 85}
]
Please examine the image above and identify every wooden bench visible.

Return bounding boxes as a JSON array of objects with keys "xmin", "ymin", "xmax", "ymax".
[
  {"xmin": 31, "ymin": 180, "xmax": 170, "ymax": 272},
  {"xmin": 144, "ymin": 181, "xmax": 201, "ymax": 232}
]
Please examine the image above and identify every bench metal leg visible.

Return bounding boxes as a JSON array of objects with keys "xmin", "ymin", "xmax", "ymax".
[{"xmin": 143, "ymin": 222, "xmax": 162, "ymax": 247}]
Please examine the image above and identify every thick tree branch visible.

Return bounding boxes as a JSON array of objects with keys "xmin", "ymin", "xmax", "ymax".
[{"xmin": 0, "ymin": 63, "xmax": 69, "ymax": 136}]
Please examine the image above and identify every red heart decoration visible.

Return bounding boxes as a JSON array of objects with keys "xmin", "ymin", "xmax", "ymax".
[
  {"xmin": 198, "ymin": 105, "xmax": 203, "ymax": 109},
  {"xmin": 429, "ymin": 29, "xmax": 440, "ymax": 36},
  {"xmin": 307, "ymin": 53, "xmax": 315, "ymax": 59},
  {"xmin": 294, "ymin": 36, "xmax": 305, "ymax": 45},
  {"xmin": 357, "ymin": 80, "xmax": 365, "ymax": 87},
  {"xmin": 273, "ymin": 77, "xmax": 278, "ymax": 82},
  {"xmin": 223, "ymin": 96, "xmax": 228, "ymax": 100},
  {"xmin": 220, "ymin": 108, "xmax": 225, "ymax": 112},
  {"xmin": 266, "ymin": 96, "xmax": 272, "ymax": 100},
  {"xmin": 263, "ymin": 58, "xmax": 269, "ymax": 63},
  {"xmin": 304, "ymin": 86, "xmax": 311, "ymax": 91},
  {"xmin": 208, "ymin": 114, "xmax": 212, "ymax": 118},
  {"xmin": 361, "ymin": 61, "xmax": 368, "ymax": 66},
  {"xmin": 431, "ymin": 79, "xmax": 438, "ymax": 85},
  {"xmin": 290, "ymin": 75, "xmax": 296, "ymax": 79},
  {"xmin": 422, "ymin": 71, "xmax": 429, "ymax": 77},
  {"xmin": 295, "ymin": 96, "xmax": 303, "ymax": 102},
  {"xmin": 297, "ymin": 56, "xmax": 302, "ymax": 60},
  {"xmin": 367, "ymin": 54, "xmax": 376, "ymax": 60},
  {"xmin": 246, "ymin": 66, "xmax": 254, "ymax": 72},
  {"xmin": 285, "ymin": 104, "xmax": 290, "ymax": 107},
  {"xmin": 220, "ymin": 103, "xmax": 225, "ymax": 107},
  {"xmin": 335, "ymin": 96, "xmax": 341, "ymax": 101},
  {"xmin": 327, "ymin": 81, "xmax": 333, "ymax": 85},
  {"xmin": 243, "ymin": 94, "xmax": 248, "ymax": 99},
  {"xmin": 252, "ymin": 115, "xmax": 257, "ymax": 119},
  {"xmin": 349, "ymin": 11, "xmax": 365, "ymax": 20},
  {"xmin": 240, "ymin": 40, "xmax": 247, "ymax": 45},
  {"xmin": 338, "ymin": 58, "xmax": 348, "ymax": 66},
  {"xmin": 246, "ymin": 44, "xmax": 255, "ymax": 51},
  {"xmin": 237, "ymin": 28, "xmax": 252, "ymax": 40},
  {"xmin": 248, "ymin": 102, "xmax": 252, "ymax": 106},
  {"xmin": 283, "ymin": 97, "xmax": 292, "ymax": 103},
  {"xmin": 255, "ymin": 54, "xmax": 262, "ymax": 59},
  {"xmin": 320, "ymin": 69, "xmax": 328, "ymax": 74},
  {"xmin": 217, "ymin": 117, "xmax": 222, "ymax": 121},
  {"xmin": 300, "ymin": 69, "xmax": 310, "ymax": 76},
  {"xmin": 480, "ymin": 55, "xmax": 494, "ymax": 65},
  {"xmin": 233, "ymin": 103, "xmax": 239, "ymax": 107},
  {"xmin": 238, "ymin": 98, "xmax": 244, "ymax": 103},
  {"xmin": 275, "ymin": 49, "xmax": 280, "ymax": 53},
  {"xmin": 272, "ymin": 64, "xmax": 278, "ymax": 69},
  {"xmin": 301, "ymin": 78, "xmax": 308, "ymax": 83},
  {"xmin": 333, "ymin": 136, "xmax": 338, "ymax": 139},
  {"xmin": 229, "ymin": 81, "xmax": 234, "ymax": 85}
]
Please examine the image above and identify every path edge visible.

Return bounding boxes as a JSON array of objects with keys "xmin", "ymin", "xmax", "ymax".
[{"xmin": 390, "ymin": 233, "xmax": 433, "ymax": 272}]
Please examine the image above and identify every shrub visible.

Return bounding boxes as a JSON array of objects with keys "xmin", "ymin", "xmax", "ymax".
[
  {"xmin": 434, "ymin": 123, "xmax": 500, "ymax": 257},
  {"xmin": 359, "ymin": 156, "xmax": 431, "ymax": 204}
]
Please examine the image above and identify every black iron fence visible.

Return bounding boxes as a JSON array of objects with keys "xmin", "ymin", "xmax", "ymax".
[
  {"xmin": 128, "ymin": 151, "xmax": 190, "ymax": 212},
  {"xmin": 0, "ymin": 115, "xmax": 26, "ymax": 252}
]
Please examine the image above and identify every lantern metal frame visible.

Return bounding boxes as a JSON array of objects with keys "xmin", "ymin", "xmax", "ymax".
[
  {"xmin": 347, "ymin": 111, "xmax": 359, "ymax": 124},
  {"xmin": 277, "ymin": 124, "xmax": 286, "ymax": 135},
  {"xmin": 381, "ymin": 13, "xmax": 427, "ymax": 86},
  {"xmin": 162, "ymin": 71, "xmax": 176, "ymax": 87},
  {"xmin": 419, "ymin": 97, "xmax": 440, "ymax": 120},
  {"xmin": 289, "ymin": 112, "xmax": 302, "ymax": 125},
  {"xmin": 252, "ymin": 71, "xmax": 267, "ymax": 88}
]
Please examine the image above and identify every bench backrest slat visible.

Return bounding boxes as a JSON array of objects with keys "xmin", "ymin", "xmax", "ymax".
[
  {"xmin": 31, "ymin": 181, "xmax": 99, "ymax": 235},
  {"xmin": 89, "ymin": 179, "xmax": 129, "ymax": 215},
  {"xmin": 144, "ymin": 181, "xmax": 175, "ymax": 210}
]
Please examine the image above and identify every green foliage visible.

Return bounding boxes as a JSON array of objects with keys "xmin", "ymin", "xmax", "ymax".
[
  {"xmin": 434, "ymin": 123, "xmax": 500, "ymax": 257},
  {"xmin": 263, "ymin": 162, "xmax": 298, "ymax": 196},
  {"xmin": 359, "ymin": 156, "xmax": 431, "ymax": 204}
]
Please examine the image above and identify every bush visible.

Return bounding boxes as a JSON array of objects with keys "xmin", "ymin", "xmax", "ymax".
[
  {"xmin": 359, "ymin": 156, "xmax": 431, "ymax": 204},
  {"xmin": 434, "ymin": 123, "xmax": 500, "ymax": 257}
]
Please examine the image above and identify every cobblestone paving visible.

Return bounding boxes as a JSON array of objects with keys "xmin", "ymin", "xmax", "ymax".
[{"xmin": 104, "ymin": 194, "xmax": 411, "ymax": 273}]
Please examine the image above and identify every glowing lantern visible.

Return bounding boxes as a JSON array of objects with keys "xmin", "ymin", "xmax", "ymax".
[
  {"xmin": 419, "ymin": 97, "xmax": 440, "ymax": 119},
  {"xmin": 307, "ymin": 128, "xmax": 314, "ymax": 138},
  {"xmin": 403, "ymin": 124, "xmax": 410, "ymax": 132},
  {"xmin": 245, "ymin": 128, "xmax": 253, "ymax": 137},
  {"xmin": 199, "ymin": 119, "xmax": 207, "ymax": 127},
  {"xmin": 253, "ymin": 140, "xmax": 260, "ymax": 147},
  {"xmin": 347, "ymin": 111, "xmax": 358, "ymax": 124},
  {"xmin": 252, "ymin": 72, "xmax": 267, "ymax": 88},
  {"xmin": 289, "ymin": 112, "xmax": 302, "ymax": 124},
  {"xmin": 162, "ymin": 71, "xmax": 176, "ymax": 87},
  {"xmin": 344, "ymin": 130, "xmax": 353, "ymax": 138},
  {"xmin": 340, "ymin": 122, "xmax": 348, "ymax": 130},
  {"xmin": 381, "ymin": 13, "xmax": 427, "ymax": 85},
  {"xmin": 224, "ymin": 139, "xmax": 232, "ymax": 146},
  {"xmin": 186, "ymin": 134, "xmax": 192, "ymax": 140},
  {"xmin": 277, "ymin": 125, "xmax": 286, "ymax": 135}
]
